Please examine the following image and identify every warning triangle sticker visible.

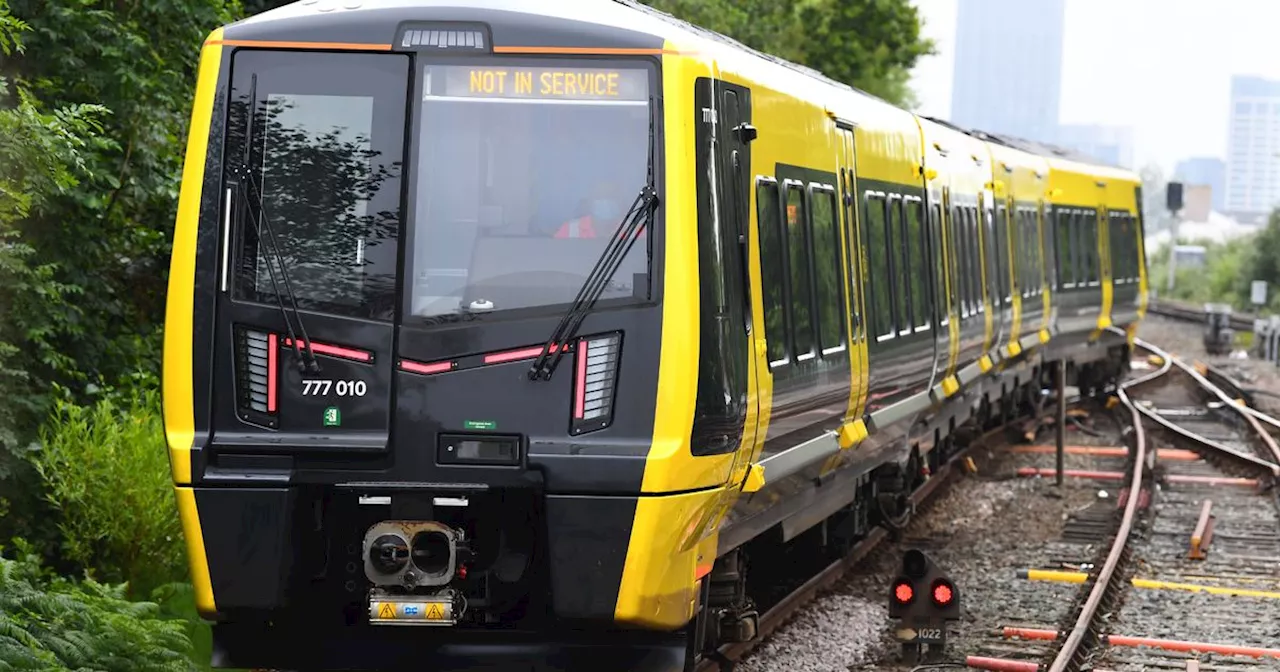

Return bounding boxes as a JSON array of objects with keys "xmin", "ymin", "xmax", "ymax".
[
  {"xmin": 425, "ymin": 603, "xmax": 444, "ymax": 620},
  {"xmin": 377, "ymin": 603, "xmax": 396, "ymax": 619}
]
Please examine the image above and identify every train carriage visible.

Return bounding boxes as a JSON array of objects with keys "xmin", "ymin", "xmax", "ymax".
[{"xmin": 160, "ymin": 1, "xmax": 1147, "ymax": 669}]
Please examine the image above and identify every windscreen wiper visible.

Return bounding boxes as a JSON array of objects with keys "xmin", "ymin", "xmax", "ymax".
[
  {"xmin": 228, "ymin": 74, "xmax": 321, "ymax": 373},
  {"xmin": 529, "ymin": 98, "xmax": 660, "ymax": 381},
  {"xmin": 527, "ymin": 184, "xmax": 657, "ymax": 381}
]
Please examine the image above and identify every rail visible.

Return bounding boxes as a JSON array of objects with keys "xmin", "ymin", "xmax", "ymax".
[
  {"xmin": 1041, "ymin": 342, "xmax": 1160, "ymax": 672},
  {"xmin": 1146, "ymin": 298, "xmax": 1255, "ymax": 333}
]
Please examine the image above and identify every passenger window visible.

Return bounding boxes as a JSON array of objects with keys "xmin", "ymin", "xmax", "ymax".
[
  {"xmin": 1088, "ymin": 214, "xmax": 1100, "ymax": 283},
  {"xmin": 993, "ymin": 204, "xmax": 1008, "ymax": 303},
  {"xmin": 786, "ymin": 185, "xmax": 815, "ymax": 357},
  {"xmin": 811, "ymin": 187, "xmax": 844, "ymax": 353},
  {"xmin": 932, "ymin": 204, "xmax": 947, "ymax": 324},
  {"xmin": 865, "ymin": 193, "xmax": 893, "ymax": 338},
  {"xmin": 1025, "ymin": 211, "xmax": 1037, "ymax": 297},
  {"xmin": 892, "ymin": 197, "xmax": 911, "ymax": 335},
  {"xmin": 756, "ymin": 179, "xmax": 788, "ymax": 365},
  {"xmin": 906, "ymin": 199, "xmax": 927, "ymax": 329},
  {"xmin": 1044, "ymin": 209, "xmax": 1057, "ymax": 291},
  {"xmin": 951, "ymin": 207, "xmax": 965, "ymax": 317},
  {"xmin": 966, "ymin": 209, "xmax": 979, "ymax": 312},
  {"xmin": 1057, "ymin": 210, "xmax": 1073, "ymax": 288}
]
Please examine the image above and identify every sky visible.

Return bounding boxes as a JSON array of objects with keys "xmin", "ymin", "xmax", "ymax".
[{"xmin": 907, "ymin": 0, "xmax": 1280, "ymax": 176}]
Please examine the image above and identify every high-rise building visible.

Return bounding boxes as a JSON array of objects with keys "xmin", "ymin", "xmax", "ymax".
[
  {"xmin": 1055, "ymin": 124, "xmax": 1135, "ymax": 169},
  {"xmin": 950, "ymin": 0, "xmax": 1065, "ymax": 143},
  {"xmin": 1173, "ymin": 157, "xmax": 1225, "ymax": 213},
  {"xmin": 1225, "ymin": 75, "xmax": 1280, "ymax": 218}
]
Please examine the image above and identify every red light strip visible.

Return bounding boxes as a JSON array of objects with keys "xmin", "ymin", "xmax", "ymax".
[
  {"xmin": 483, "ymin": 342, "xmax": 568, "ymax": 365},
  {"xmin": 267, "ymin": 333, "xmax": 278, "ymax": 413},
  {"xmin": 573, "ymin": 339, "xmax": 588, "ymax": 419},
  {"xmin": 281, "ymin": 337, "xmax": 372, "ymax": 363},
  {"xmin": 399, "ymin": 359, "xmax": 454, "ymax": 375}
]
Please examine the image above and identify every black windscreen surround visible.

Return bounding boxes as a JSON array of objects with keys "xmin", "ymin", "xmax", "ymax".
[
  {"xmin": 227, "ymin": 50, "xmax": 409, "ymax": 321},
  {"xmin": 408, "ymin": 59, "xmax": 655, "ymax": 320}
]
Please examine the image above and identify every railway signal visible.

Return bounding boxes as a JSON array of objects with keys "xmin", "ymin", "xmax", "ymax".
[{"xmin": 888, "ymin": 549, "xmax": 960, "ymax": 664}]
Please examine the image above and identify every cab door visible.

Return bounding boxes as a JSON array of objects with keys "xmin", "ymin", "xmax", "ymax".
[
  {"xmin": 690, "ymin": 77, "xmax": 759, "ymax": 488},
  {"xmin": 208, "ymin": 49, "xmax": 408, "ymax": 459}
]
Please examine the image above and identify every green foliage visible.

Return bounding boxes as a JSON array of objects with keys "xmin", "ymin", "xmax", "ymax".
[
  {"xmin": 0, "ymin": 0, "xmax": 109, "ymax": 551},
  {"xmin": 642, "ymin": 0, "xmax": 935, "ymax": 106},
  {"xmin": 0, "ymin": 539, "xmax": 197, "ymax": 671},
  {"xmin": 1149, "ymin": 209, "xmax": 1280, "ymax": 314},
  {"xmin": 1243, "ymin": 209, "xmax": 1280, "ymax": 312},
  {"xmin": 30, "ymin": 388, "xmax": 185, "ymax": 599},
  {"xmin": 0, "ymin": 0, "xmax": 237, "ymax": 453}
]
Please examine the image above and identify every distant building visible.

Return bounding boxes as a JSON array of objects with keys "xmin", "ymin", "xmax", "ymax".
[
  {"xmin": 1173, "ymin": 157, "xmax": 1226, "ymax": 212},
  {"xmin": 1183, "ymin": 184, "xmax": 1213, "ymax": 223},
  {"xmin": 1225, "ymin": 75, "xmax": 1280, "ymax": 217},
  {"xmin": 950, "ymin": 0, "xmax": 1065, "ymax": 143},
  {"xmin": 1054, "ymin": 124, "xmax": 1135, "ymax": 169}
]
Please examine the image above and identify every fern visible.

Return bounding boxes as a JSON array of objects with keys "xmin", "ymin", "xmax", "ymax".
[{"xmin": 0, "ymin": 541, "xmax": 198, "ymax": 671}]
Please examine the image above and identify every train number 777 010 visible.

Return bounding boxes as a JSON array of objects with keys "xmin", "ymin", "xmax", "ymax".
[{"xmin": 301, "ymin": 379, "xmax": 368, "ymax": 397}]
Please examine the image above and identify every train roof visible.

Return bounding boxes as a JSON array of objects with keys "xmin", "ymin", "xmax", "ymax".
[{"xmin": 233, "ymin": 0, "xmax": 1135, "ymax": 184}]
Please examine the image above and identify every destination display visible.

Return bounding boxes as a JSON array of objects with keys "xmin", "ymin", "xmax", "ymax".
[{"xmin": 424, "ymin": 65, "xmax": 649, "ymax": 102}]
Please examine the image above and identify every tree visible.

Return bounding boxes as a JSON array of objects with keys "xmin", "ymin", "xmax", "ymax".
[
  {"xmin": 0, "ymin": 1, "xmax": 106, "ymax": 548},
  {"xmin": 0, "ymin": 0, "xmax": 237, "ymax": 433},
  {"xmin": 0, "ymin": 0, "xmax": 241, "ymax": 563},
  {"xmin": 1244, "ymin": 208, "xmax": 1280, "ymax": 311},
  {"xmin": 643, "ymin": 0, "xmax": 935, "ymax": 107}
]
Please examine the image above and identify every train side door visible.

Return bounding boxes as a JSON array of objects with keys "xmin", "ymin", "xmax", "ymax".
[
  {"xmin": 923, "ymin": 179, "xmax": 950, "ymax": 387},
  {"xmin": 835, "ymin": 123, "xmax": 868, "ymax": 423}
]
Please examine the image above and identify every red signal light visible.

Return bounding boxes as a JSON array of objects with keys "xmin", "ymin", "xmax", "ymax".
[
  {"xmin": 931, "ymin": 580, "xmax": 954, "ymax": 606},
  {"xmin": 893, "ymin": 581, "xmax": 914, "ymax": 604}
]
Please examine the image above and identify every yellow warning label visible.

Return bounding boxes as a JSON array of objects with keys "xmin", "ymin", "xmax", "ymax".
[
  {"xmin": 377, "ymin": 603, "xmax": 396, "ymax": 619},
  {"xmin": 425, "ymin": 603, "xmax": 444, "ymax": 620}
]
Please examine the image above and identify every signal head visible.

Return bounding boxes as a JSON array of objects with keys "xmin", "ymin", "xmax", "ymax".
[
  {"xmin": 888, "ymin": 549, "xmax": 961, "ymax": 622},
  {"xmin": 931, "ymin": 578, "xmax": 956, "ymax": 607}
]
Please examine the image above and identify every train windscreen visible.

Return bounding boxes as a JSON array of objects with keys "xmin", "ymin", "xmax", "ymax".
[{"xmin": 408, "ymin": 60, "xmax": 656, "ymax": 320}]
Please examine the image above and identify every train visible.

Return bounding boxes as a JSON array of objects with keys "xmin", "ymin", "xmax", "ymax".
[{"xmin": 160, "ymin": 0, "xmax": 1149, "ymax": 669}]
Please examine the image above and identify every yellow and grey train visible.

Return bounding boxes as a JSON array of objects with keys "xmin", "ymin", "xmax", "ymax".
[{"xmin": 160, "ymin": 0, "xmax": 1148, "ymax": 669}]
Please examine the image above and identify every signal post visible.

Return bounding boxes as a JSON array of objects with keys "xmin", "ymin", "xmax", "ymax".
[{"xmin": 888, "ymin": 549, "xmax": 961, "ymax": 664}]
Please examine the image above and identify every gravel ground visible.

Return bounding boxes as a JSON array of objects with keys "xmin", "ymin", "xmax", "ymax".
[
  {"xmin": 735, "ymin": 407, "xmax": 1131, "ymax": 672},
  {"xmin": 1098, "ymin": 370, "xmax": 1280, "ymax": 671}
]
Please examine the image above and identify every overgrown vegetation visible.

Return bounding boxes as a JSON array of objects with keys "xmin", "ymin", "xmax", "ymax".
[
  {"xmin": 0, "ymin": 540, "xmax": 197, "ymax": 671},
  {"xmin": 33, "ymin": 388, "xmax": 185, "ymax": 599},
  {"xmin": 0, "ymin": 0, "xmax": 933, "ymax": 668}
]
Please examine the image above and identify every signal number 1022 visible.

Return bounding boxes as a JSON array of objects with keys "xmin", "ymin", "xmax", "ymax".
[{"xmin": 302, "ymin": 379, "xmax": 367, "ymax": 397}]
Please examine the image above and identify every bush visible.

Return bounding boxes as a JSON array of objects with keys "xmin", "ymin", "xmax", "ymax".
[
  {"xmin": 0, "ymin": 539, "xmax": 197, "ymax": 671},
  {"xmin": 30, "ymin": 387, "xmax": 185, "ymax": 598}
]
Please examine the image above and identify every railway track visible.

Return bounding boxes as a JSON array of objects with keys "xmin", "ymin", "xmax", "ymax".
[
  {"xmin": 1147, "ymin": 299, "xmax": 1255, "ymax": 333},
  {"xmin": 969, "ymin": 335, "xmax": 1280, "ymax": 672}
]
